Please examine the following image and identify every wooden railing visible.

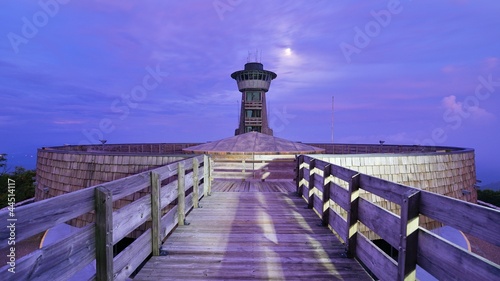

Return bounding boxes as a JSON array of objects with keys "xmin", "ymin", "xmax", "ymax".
[
  {"xmin": 296, "ymin": 155, "xmax": 500, "ymax": 281},
  {"xmin": 211, "ymin": 154, "xmax": 296, "ymax": 180},
  {"xmin": 308, "ymin": 143, "xmax": 465, "ymax": 155},
  {"xmin": 0, "ymin": 155, "xmax": 211, "ymax": 281}
]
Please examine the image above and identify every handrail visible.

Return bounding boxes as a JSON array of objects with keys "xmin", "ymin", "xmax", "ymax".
[
  {"xmin": 0, "ymin": 154, "xmax": 212, "ymax": 281},
  {"xmin": 296, "ymin": 155, "xmax": 500, "ymax": 281}
]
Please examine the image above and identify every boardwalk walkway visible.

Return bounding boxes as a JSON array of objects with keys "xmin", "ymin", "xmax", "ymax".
[{"xmin": 134, "ymin": 180, "xmax": 372, "ymax": 280}]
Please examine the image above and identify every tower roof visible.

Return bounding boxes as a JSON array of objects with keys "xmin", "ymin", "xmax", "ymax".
[
  {"xmin": 230, "ymin": 62, "xmax": 277, "ymax": 80},
  {"xmin": 183, "ymin": 132, "xmax": 325, "ymax": 155}
]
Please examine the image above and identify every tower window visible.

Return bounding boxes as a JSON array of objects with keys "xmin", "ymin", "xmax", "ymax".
[
  {"xmin": 245, "ymin": 110, "xmax": 261, "ymax": 118},
  {"xmin": 245, "ymin": 92, "xmax": 261, "ymax": 102},
  {"xmin": 245, "ymin": 126, "xmax": 261, "ymax": 133}
]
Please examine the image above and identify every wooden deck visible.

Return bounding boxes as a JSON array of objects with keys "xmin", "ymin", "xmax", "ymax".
[
  {"xmin": 211, "ymin": 179, "xmax": 296, "ymax": 192},
  {"xmin": 134, "ymin": 181, "xmax": 372, "ymax": 280}
]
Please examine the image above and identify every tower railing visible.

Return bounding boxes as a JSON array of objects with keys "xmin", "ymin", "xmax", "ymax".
[{"xmin": 296, "ymin": 155, "xmax": 500, "ymax": 281}]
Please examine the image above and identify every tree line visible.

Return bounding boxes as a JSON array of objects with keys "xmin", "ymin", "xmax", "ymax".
[{"xmin": 0, "ymin": 154, "xmax": 36, "ymax": 209}]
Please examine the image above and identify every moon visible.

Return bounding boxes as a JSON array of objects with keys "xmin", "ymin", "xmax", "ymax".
[{"xmin": 284, "ymin": 48, "xmax": 292, "ymax": 56}]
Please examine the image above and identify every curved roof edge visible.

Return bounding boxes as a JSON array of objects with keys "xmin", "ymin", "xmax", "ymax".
[{"xmin": 183, "ymin": 132, "xmax": 325, "ymax": 155}]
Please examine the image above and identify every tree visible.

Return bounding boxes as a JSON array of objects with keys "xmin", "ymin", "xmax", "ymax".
[
  {"xmin": 0, "ymin": 154, "xmax": 6, "ymax": 175},
  {"xmin": 0, "ymin": 156, "xmax": 36, "ymax": 208},
  {"xmin": 477, "ymin": 189, "xmax": 500, "ymax": 207}
]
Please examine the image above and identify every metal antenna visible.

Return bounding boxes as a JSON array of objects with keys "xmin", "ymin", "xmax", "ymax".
[{"xmin": 331, "ymin": 96, "xmax": 334, "ymax": 144}]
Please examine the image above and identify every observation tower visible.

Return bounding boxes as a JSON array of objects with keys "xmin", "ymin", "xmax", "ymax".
[{"xmin": 231, "ymin": 61, "xmax": 277, "ymax": 135}]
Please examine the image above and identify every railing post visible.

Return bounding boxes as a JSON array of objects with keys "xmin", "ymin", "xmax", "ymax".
[
  {"xmin": 208, "ymin": 157, "xmax": 213, "ymax": 195},
  {"xmin": 322, "ymin": 164, "xmax": 331, "ymax": 226},
  {"xmin": 178, "ymin": 162, "xmax": 186, "ymax": 226},
  {"xmin": 150, "ymin": 172, "xmax": 161, "ymax": 256},
  {"xmin": 307, "ymin": 158, "xmax": 316, "ymax": 209},
  {"xmin": 193, "ymin": 158, "xmax": 199, "ymax": 208},
  {"xmin": 398, "ymin": 189, "xmax": 420, "ymax": 281},
  {"xmin": 345, "ymin": 173, "xmax": 360, "ymax": 258},
  {"xmin": 95, "ymin": 186, "xmax": 113, "ymax": 281},
  {"xmin": 296, "ymin": 155, "xmax": 304, "ymax": 197},
  {"xmin": 203, "ymin": 155, "xmax": 209, "ymax": 197}
]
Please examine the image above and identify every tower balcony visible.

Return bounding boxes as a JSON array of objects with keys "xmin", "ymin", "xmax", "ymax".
[
  {"xmin": 244, "ymin": 101, "xmax": 262, "ymax": 109},
  {"xmin": 244, "ymin": 118, "xmax": 262, "ymax": 125}
]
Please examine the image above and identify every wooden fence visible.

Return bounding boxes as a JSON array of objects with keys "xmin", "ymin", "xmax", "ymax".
[
  {"xmin": 211, "ymin": 154, "xmax": 296, "ymax": 180},
  {"xmin": 0, "ymin": 155, "xmax": 211, "ymax": 281},
  {"xmin": 296, "ymin": 155, "xmax": 500, "ymax": 281}
]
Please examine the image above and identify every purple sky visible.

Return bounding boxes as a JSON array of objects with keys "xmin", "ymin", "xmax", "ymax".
[{"xmin": 1, "ymin": 1, "xmax": 499, "ymax": 185}]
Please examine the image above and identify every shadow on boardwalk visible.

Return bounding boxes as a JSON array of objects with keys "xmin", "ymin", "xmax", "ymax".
[{"xmin": 134, "ymin": 180, "xmax": 372, "ymax": 280}]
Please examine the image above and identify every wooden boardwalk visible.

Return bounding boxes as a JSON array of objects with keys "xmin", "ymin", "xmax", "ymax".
[{"xmin": 134, "ymin": 181, "xmax": 372, "ymax": 280}]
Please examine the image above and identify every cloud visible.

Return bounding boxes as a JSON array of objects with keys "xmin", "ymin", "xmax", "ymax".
[{"xmin": 442, "ymin": 95, "xmax": 495, "ymax": 121}]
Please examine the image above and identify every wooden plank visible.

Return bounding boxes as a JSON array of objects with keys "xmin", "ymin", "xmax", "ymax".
[
  {"xmin": 150, "ymin": 162, "xmax": 178, "ymax": 181},
  {"xmin": 417, "ymin": 228, "xmax": 500, "ymax": 281},
  {"xmin": 307, "ymin": 159, "xmax": 316, "ymax": 209},
  {"xmin": 0, "ymin": 187, "xmax": 95, "ymax": 248},
  {"xmin": 95, "ymin": 186, "xmax": 113, "ymax": 281},
  {"xmin": 398, "ymin": 189, "xmax": 420, "ymax": 281},
  {"xmin": 356, "ymin": 232, "xmax": 398, "ymax": 281},
  {"xmin": 359, "ymin": 174, "xmax": 412, "ymax": 205},
  {"xmin": 101, "ymin": 171, "xmax": 150, "ymax": 201},
  {"xmin": 313, "ymin": 158, "xmax": 329, "ymax": 171},
  {"xmin": 329, "ymin": 208, "xmax": 347, "ymax": 240},
  {"xmin": 303, "ymin": 167, "xmax": 310, "ymax": 183},
  {"xmin": 357, "ymin": 198, "xmax": 399, "ymax": 249},
  {"xmin": 112, "ymin": 189, "xmax": 152, "ymax": 243},
  {"xmin": 330, "ymin": 164, "xmax": 358, "ymax": 183},
  {"xmin": 197, "ymin": 166, "xmax": 205, "ymax": 182},
  {"xmin": 345, "ymin": 173, "xmax": 360, "ymax": 257},
  {"xmin": 322, "ymin": 164, "xmax": 331, "ymax": 226},
  {"xmin": 114, "ymin": 197, "xmax": 181, "ymax": 279},
  {"xmin": 160, "ymin": 205, "xmax": 179, "ymax": 241},
  {"xmin": 178, "ymin": 162, "xmax": 186, "ymax": 226},
  {"xmin": 113, "ymin": 228, "xmax": 152, "ymax": 281},
  {"xmin": 314, "ymin": 174, "xmax": 324, "ymax": 193},
  {"xmin": 296, "ymin": 155, "xmax": 304, "ymax": 196},
  {"xmin": 313, "ymin": 194, "xmax": 323, "ymax": 217},
  {"xmin": 203, "ymin": 155, "xmax": 209, "ymax": 196},
  {"xmin": 193, "ymin": 158, "xmax": 199, "ymax": 208},
  {"xmin": 419, "ymin": 190, "xmax": 500, "ymax": 246},
  {"xmin": 150, "ymin": 172, "xmax": 161, "ymax": 256},
  {"xmin": 330, "ymin": 182, "xmax": 350, "ymax": 211},
  {"xmin": 135, "ymin": 191, "xmax": 372, "ymax": 281},
  {"xmin": 0, "ymin": 225, "xmax": 95, "ymax": 281}
]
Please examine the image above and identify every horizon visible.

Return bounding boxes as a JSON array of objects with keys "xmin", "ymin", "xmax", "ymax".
[{"xmin": 1, "ymin": 1, "xmax": 499, "ymax": 185}]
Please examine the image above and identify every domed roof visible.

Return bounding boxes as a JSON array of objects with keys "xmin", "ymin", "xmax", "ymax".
[{"xmin": 183, "ymin": 132, "xmax": 324, "ymax": 155}]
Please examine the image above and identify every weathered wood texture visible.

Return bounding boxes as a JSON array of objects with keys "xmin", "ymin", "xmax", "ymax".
[
  {"xmin": 297, "ymin": 155, "xmax": 500, "ymax": 281},
  {"xmin": 0, "ymin": 155, "xmax": 208, "ymax": 281},
  {"xmin": 313, "ymin": 149, "xmax": 477, "ymax": 230},
  {"xmin": 211, "ymin": 179, "xmax": 295, "ymax": 193},
  {"xmin": 211, "ymin": 154, "xmax": 296, "ymax": 180},
  {"xmin": 35, "ymin": 149, "xmax": 191, "ymax": 231},
  {"xmin": 134, "ymin": 189, "xmax": 372, "ymax": 280}
]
